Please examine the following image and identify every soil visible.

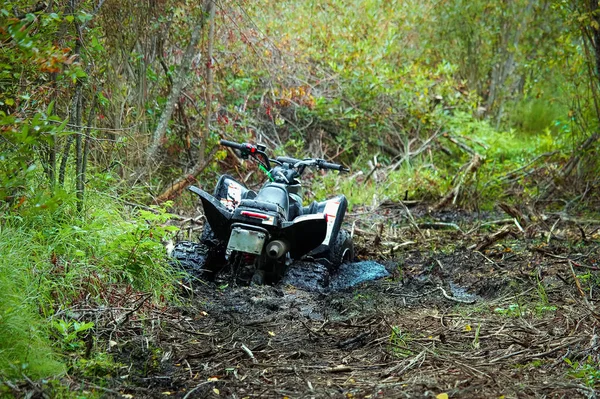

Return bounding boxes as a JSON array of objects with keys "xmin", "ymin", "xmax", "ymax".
[{"xmin": 75, "ymin": 204, "xmax": 600, "ymax": 398}]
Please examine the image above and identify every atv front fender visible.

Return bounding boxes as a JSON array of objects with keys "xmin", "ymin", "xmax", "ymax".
[{"xmin": 189, "ymin": 186, "xmax": 232, "ymax": 241}]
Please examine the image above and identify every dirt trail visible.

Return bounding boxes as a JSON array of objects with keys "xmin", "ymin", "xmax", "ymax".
[{"xmin": 112, "ymin": 204, "xmax": 600, "ymax": 398}]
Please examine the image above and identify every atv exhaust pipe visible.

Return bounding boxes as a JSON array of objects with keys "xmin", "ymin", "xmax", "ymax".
[{"xmin": 266, "ymin": 240, "xmax": 289, "ymax": 259}]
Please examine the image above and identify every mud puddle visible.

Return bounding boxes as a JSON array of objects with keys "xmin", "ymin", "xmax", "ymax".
[{"xmin": 281, "ymin": 259, "xmax": 391, "ymax": 292}]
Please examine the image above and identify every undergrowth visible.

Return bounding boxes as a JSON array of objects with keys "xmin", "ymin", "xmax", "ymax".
[
  {"xmin": 309, "ymin": 112, "xmax": 568, "ymax": 210},
  {"xmin": 0, "ymin": 190, "xmax": 180, "ymax": 382}
]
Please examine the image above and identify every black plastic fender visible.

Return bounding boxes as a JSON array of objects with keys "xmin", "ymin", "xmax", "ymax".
[
  {"xmin": 307, "ymin": 195, "xmax": 348, "ymax": 257},
  {"xmin": 280, "ymin": 214, "xmax": 327, "ymax": 259},
  {"xmin": 188, "ymin": 186, "xmax": 232, "ymax": 242}
]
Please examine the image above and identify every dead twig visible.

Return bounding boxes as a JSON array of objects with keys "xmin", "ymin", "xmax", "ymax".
[
  {"xmin": 569, "ymin": 260, "xmax": 589, "ymax": 302},
  {"xmin": 398, "ymin": 200, "xmax": 426, "ymax": 240},
  {"xmin": 324, "ymin": 365, "xmax": 353, "ymax": 373},
  {"xmin": 434, "ymin": 153, "xmax": 483, "ymax": 210},
  {"xmin": 241, "ymin": 343, "xmax": 258, "ymax": 364},
  {"xmin": 380, "ymin": 350, "xmax": 426, "ymax": 378},
  {"xmin": 437, "ymin": 285, "xmax": 477, "ymax": 305},
  {"xmin": 417, "ymin": 222, "xmax": 462, "ymax": 232}
]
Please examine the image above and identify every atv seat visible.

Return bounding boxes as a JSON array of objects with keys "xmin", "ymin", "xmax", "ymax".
[
  {"xmin": 302, "ymin": 200, "xmax": 319, "ymax": 215},
  {"xmin": 238, "ymin": 198, "xmax": 286, "ymax": 219}
]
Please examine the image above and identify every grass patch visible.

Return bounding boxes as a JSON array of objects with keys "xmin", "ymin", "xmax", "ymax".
[{"xmin": 0, "ymin": 189, "xmax": 180, "ymax": 381}]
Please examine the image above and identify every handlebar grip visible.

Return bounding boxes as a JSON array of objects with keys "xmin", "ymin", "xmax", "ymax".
[
  {"xmin": 320, "ymin": 161, "xmax": 348, "ymax": 172},
  {"xmin": 220, "ymin": 140, "xmax": 247, "ymax": 151}
]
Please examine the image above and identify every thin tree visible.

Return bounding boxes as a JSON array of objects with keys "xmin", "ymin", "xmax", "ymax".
[
  {"xmin": 201, "ymin": 0, "xmax": 216, "ymax": 165},
  {"xmin": 145, "ymin": 1, "xmax": 212, "ymax": 167}
]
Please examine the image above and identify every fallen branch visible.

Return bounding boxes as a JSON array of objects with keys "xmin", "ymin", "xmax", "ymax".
[
  {"xmin": 541, "ymin": 132, "xmax": 600, "ymax": 199},
  {"xmin": 468, "ymin": 225, "xmax": 517, "ymax": 251},
  {"xmin": 417, "ymin": 222, "xmax": 462, "ymax": 232},
  {"xmin": 380, "ymin": 350, "xmax": 426, "ymax": 378},
  {"xmin": 497, "ymin": 151, "xmax": 558, "ymax": 182},
  {"xmin": 325, "ymin": 365, "xmax": 352, "ymax": 373},
  {"xmin": 434, "ymin": 154, "xmax": 483, "ymax": 210},
  {"xmin": 498, "ymin": 203, "xmax": 529, "ymax": 228},
  {"xmin": 441, "ymin": 133, "xmax": 477, "ymax": 155},
  {"xmin": 154, "ymin": 147, "xmax": 217, "ymax": 204}
]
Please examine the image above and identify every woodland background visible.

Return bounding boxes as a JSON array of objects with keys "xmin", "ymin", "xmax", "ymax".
[{"xmin": 1, "ymin": 0, "xmax": 600, "ymax": 394}]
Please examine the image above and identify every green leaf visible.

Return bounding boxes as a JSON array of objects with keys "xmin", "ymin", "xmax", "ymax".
[
  {"xmin": 65, "ymin": 15, "xmax": 74, "ymax": 23},
  {"xmin": 4, "ymin": 98, "xmax": 14, "ymax": 106},
  {"xmin": 47, "ymin": 100, "xmax": 55, "ymax": 116}
]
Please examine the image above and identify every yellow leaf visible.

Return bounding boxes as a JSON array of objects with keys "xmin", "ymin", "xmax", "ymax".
[
  {"xmin": 436, "ymin": 394, "xmax": 449, "ymax": 399},
  {"xmin": 122, "ymin": 395, "xmax": 134, "ymax": 399},
  {"xmin": 464, "ymin": 324, "xmax": 472, "ymax": 332},
  {"xmin": 213, "ymin": 388, "xmax": 220, "ymax": 395},
  {"xmin": 162, "ymin": 392, "xmax": 171, "ymax": 396},
  {"xmin": 268, "ymin": 331, "xmax": 276, "ymax": 336},
  {"xmin": 208, "ymin": 377, "xmax": 219, "ymax": 382}
]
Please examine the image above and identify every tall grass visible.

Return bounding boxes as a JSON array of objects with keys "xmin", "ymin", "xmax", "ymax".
[
  {"xmin": 0, "ymin": 189, "xmax": 179, "ymax": 380},
  {"xmin": 0, "ymin": 227, "xmax": 65, "ymax": 379}
]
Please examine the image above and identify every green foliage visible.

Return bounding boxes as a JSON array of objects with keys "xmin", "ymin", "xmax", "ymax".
[
  {"xmin": 494, "ymin": 302, "xmax": 557, "ymax": 318},
  {"xmin": 389, "ymin": 326, "xmax": 413, "ymax": 358},
  {"xmin": 0, "ymin": 191, "xmax": 179, "ymax": 381},
  {"xmin": 310, "ymin": 164, "xmax": 449, "ymax": 210},
  {"xmin": 565, "ymin": 357, "xmax": 600, "ymax": 388},
  {"xmin": 52, "ymin": 320, "xmax": 94, "ymax": 352},
  {"xmin": 0, "ymin": 229, "xmax": 65, "ymax": 379}
]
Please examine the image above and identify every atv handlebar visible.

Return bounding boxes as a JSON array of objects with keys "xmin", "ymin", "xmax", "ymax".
[
  {"xmin": 220, "ymin": 139, "xmax": 348, "ymax": 174},
  {"xmin": 220, "ymin": 139, "xmax": 250, "ymax": 151},
  {"xmin": 281, "ymin": 157, "xmax": 348, "ymax": 172},
  {"xmin": 318, "ymin": 160, "xmax": 349, "ymax": 172}
]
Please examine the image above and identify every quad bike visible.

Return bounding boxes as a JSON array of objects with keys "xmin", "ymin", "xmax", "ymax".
[{"xmin": 171, "ymin": 139, "xmax": 354, "ymax": 285}]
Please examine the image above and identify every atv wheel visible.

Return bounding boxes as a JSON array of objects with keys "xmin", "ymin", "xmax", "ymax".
[
  {"xmin": 200, "ymin": 223, "xmax": 219, "ymax": 244},
  {"xmin": 329, "ymin": 229, "xmax": 354, "ymax": 271},
  {"xmin": 170, "ymin": 241, "xmax": 211, "ymax": 276}
]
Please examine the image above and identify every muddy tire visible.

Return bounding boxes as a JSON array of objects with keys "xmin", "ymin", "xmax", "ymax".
[
  {"xmin": 170, "ymin": 241, "xmax": 211, "ymax": 276},
  {"xmin": 200, "ymin": 223, "xmax": 219, "ymax": 244},
  {"xmin": 329, "ymin": 229, "xmax": 354, "ymax": 271}
]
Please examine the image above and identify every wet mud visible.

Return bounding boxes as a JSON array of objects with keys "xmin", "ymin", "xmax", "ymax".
[{"xmin": 110, "ymin": 205, "xmax": 600, "ymax": 399}]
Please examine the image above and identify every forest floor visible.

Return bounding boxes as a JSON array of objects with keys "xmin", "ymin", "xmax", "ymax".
[{"xmin": 69, "ymin": 203, "xmax": 600, "ymax": 398}]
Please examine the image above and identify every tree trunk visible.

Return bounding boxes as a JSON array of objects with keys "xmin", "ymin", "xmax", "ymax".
[
  {"xmin": 145, "ymin": 2, "xmax": 211, "ymax": 167},
  {"xmin": 201, "ymin": 0, "xmax": 216, "ymax": 165},
  {"xmin": 75, "ymin": 92, "xmax": 84, "ymax": 211},
  {"xmin": 58, "ymin": 82, "xmax": 82, "ymax": 186},
  {"xmin": 59, "ymin": 1, "xmax": 82, "ymax": 187},
  {"xmin": 77, "ymin": 92, "xmax": 98, "ymax": 211},
  {"xmin": 486, "ymin": 0, "xmax": 534, "ymax": 121}
]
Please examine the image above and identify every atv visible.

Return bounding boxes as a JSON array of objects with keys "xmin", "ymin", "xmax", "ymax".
[{"xmin": 171, "ymin": 139, "xmax": 354, "ymax": 285}]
